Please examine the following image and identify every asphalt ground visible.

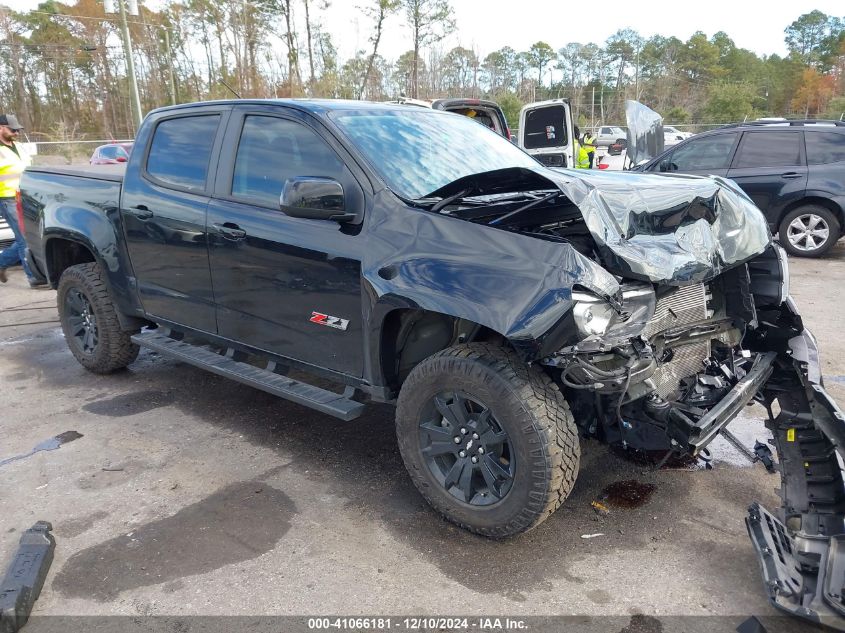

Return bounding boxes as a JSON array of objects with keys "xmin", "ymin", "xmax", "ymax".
[{"xmin": 2, "ymin": 242, "xmax": 845, "ymax": 633}]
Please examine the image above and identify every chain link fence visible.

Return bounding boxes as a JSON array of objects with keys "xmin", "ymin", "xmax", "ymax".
[{"xmin": 25, "ymin": 140, "xmax": 134, "ymax": 166}]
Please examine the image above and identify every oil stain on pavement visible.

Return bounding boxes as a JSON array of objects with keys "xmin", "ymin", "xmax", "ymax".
[
  {"xmin": 52, "ymin": 481, "xmax": 296, "ymax": 600},
  {"xmin": 600, "ymin": 480, "xmax": 657, "ymax": 508}
]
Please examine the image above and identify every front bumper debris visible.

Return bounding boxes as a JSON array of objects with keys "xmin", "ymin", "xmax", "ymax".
[
  {"xmin": 746, "ymin": 322, "xmax": 845, "ymax": 631},
  {"xmin": 0, "ymin": 521, "xmax": 55, "ymax": 633},
  {"xmin": 675, "ymin": 351, "xmax": 776, "ymax": 455},
  {"xmin": 747, "ymin": 503, "xmax": 845, "ymax": 630}
]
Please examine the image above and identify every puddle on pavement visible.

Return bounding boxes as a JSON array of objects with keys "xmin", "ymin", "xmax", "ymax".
[
  {"xmin": 0, "ymin": 430, "xmax": 83, "ymax": 468},
  {"xmin": 601, "ymin": 480, "xmax": 657, "ymax": 508}
]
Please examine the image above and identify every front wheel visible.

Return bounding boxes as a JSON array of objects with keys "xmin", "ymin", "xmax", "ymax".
[
  {"xmin": 395, "ymin": 343, "xmax": 580, "ymax": 537},
  {"xmin": 57, "ymin": 262, "xmax": 139, "ymax": 373},
  {"xmin": 778, "ymin": 205, "xmax": 840, "ymax": 257}
]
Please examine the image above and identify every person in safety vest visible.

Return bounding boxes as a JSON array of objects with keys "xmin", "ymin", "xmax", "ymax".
[
  {"xmin": 572, "ymin": 126, "xmax": 590, "ymax": 169},
  {"xmin": 582, "ymin": 129, "xmax": 597, "ymax": 168},
  {"xmin": 0, "ymin": 114, "xmax": 44, "ymax": 287}
]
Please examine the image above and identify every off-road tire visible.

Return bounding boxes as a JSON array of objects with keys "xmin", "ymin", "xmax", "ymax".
[
  {"xmin": 778, "ymin": 205, "xmax": 840, "ymax": 258},
  {"xmin": 57, "ymin": 262, "xmax": 139, "ymax": 373},
  {"xmin": 395, "ymin": 343, "xmax": 580, "ymax": 537}
]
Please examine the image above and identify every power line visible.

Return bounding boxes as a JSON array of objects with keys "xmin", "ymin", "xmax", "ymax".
[{"xmin": 23, "ymin": 9, "xmax": 153, "ymax": 28}]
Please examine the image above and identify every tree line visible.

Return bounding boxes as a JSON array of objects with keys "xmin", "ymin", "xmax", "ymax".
[{"xmin": 0, "ymin": 0, "xmax": 843, "ymax": 143}]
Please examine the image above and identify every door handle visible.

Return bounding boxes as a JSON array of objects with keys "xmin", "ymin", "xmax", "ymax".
[
  {"xmin": 781, "ymin": 172, "xmax": 803, "ymax": 179},
  {"xmin": 213, "ymin": 223, "xmax": 247, "ymax": 241},
  {"xmin": 126, "ymin": 205, "xmax": 153, "ymax": 220}
]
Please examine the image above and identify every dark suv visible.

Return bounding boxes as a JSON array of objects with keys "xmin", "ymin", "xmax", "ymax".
[{"xmin": 636, "ymin": 120, "xmax": 845, "ymax": 257}]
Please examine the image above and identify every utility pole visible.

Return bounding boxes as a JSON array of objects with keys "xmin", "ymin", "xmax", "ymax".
[
  {"xmin": 634, "ymin": 48, "xmax": 640, "ymax": 101},
  {"xmin": 164, "ymin": 28, "xmax": 177, "ymax": 105},
  {"xmin": 105, "ymin": 0, "xmax": 143, "ymax": 130}
]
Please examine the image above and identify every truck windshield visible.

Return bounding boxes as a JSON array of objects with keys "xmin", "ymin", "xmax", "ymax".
[{"xmin": 331, "ymin": 110, "xmax": 538, "ymax": 200}]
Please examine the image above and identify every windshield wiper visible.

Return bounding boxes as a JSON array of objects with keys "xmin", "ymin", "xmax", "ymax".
[
  {"xmin": 430, "ymin": 187, "xmax": 474, "ymax": 213},
  {"xmin": 488, "ymin": 191, "xmax": 562, "ymax": 226}
]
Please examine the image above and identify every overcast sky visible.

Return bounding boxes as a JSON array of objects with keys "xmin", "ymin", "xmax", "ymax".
[{"xmin": 4, "ymin": 0, "xmax": 844, "ymax": 67}]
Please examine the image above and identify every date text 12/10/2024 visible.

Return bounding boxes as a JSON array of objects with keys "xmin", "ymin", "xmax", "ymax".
[{"xmin": 307, "ymin": 618, "xmax": 528, "ymax": 630}]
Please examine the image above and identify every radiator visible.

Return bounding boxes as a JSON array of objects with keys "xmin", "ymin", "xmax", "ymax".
[{"xmin": 645, "ymin": 284, "xmax": 711, "ymax": 399}]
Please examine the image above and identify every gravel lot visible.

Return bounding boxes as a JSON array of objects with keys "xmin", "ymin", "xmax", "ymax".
[{"xmin": 2, "ymin": 242, "xmax": 844, "ymax": 633}]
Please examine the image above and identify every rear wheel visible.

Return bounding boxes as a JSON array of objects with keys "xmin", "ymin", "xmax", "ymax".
[
  {"xmin": 779, "ymin": 205, "xmax": 840, "ymax": 257},
  {"xmin": 395, "ymin": 343, "xmax": 580, "ymax": 537},
  {"xmin": 57, "ymin": 262, "xmax": 139, "ymax": 373}
]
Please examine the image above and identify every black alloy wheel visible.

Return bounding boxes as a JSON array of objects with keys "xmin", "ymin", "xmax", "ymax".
[
  {"xmin": 396, "ymin": 343, "xmax": 580, "ymax": 537},
  {"xmin": 64, "ymin": 287, "xmax": 99, "ymax": 356},
  {"xmin": 57, "ymin": 262, "xmax": 139, "ymax": 373},
  {"xmin": 419, "ymin": 390, "xmax": 514, "ymax": 505}
]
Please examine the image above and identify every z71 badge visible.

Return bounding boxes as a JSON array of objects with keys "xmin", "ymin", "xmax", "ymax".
[{"xmin": 309, "ymin": 311, "xmax": 350, "ymax": 331}]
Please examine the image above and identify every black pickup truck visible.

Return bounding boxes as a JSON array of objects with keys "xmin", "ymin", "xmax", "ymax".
[{"xmin": 19, "ymin": 100, "xmax": 845, "ymax": 627}]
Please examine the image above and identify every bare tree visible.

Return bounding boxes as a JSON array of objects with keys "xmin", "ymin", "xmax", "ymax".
[
  {"xmin": 400, "ymin": 0, "xmax": 453, "ymax": 98},
  {"xmin": 358, "ymin": 0, "xmax": 398, "ymax": 99}
]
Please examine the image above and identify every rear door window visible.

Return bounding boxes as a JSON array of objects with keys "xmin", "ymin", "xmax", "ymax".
[
  {"xmin": 230, "ymin": 115, "xmax": 346, "ymax": 208},
  {"xmin": 146, "ymin": 115, "xmax": 220, "ymax": 191},
  {"xmin": 523, "ymin": 106, "xmax": 568, "ymax": 149},
  {"xmin": 805, "ymin": 131, "xmax": 845, "ymax": 165},
  {"xmin": 662, "ymin": 133, "xmax": 737, "ymax": 171},
  {"xmin": 732, "ymin": 131, "xmax": 803, "ymax": 168}
]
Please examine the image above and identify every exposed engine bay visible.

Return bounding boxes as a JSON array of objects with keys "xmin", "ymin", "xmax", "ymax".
[{"xmin": 414, "ymin": 166, "xmax": 845, "ymax": 629}]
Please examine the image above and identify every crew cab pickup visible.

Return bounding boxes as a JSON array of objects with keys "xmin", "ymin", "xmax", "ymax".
[{"xmin": 18, "ymin": 100, "xmax": 845, "ymax": 628}]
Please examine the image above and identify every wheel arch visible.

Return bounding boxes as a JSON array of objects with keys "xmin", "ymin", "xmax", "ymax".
[
  {"xmin": 377, "ymin": 307, "xmax": 513, "ymax": 395},
  {"xmin": 46, "ymin": 235, "xmax": 147, "ymax": 331},
  {"xmin": 45, "ymin": 235, "xmax": 97, "ymax": 283}
]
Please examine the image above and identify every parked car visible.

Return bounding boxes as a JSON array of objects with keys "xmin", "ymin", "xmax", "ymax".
[
  {"xmin": 392, "ymin": 97, "xmax": 511, "ymax": 139},
  {"xmin": 607, "ymin": 138, "xmax": 627, "ymax": 155},
  {"xmin": 592, "ymin": 125, "xmax": 627, "ymax": 147},
  {"xmin": 663, "ymin": 125, "xmax": 693, "ymax": 146},
  {"xmin": 635, "ymin": 120, "xmax": 845, "ymax": 257},
  {"xmin": 18, "ymin": 100, "xmax": 845, "ymax": 630},
  {"xmin": 89, "ymin": 142, "xmax": 133, "ymax": 165}
]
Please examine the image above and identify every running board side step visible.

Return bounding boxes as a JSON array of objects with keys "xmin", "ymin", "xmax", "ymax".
[{"xmin": 131, "ymin": 330, "xmax": 365, "ymax": 421}]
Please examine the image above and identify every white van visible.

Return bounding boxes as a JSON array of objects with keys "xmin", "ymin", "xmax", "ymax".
[{"xmin": 517, "ymin": 99, "xmax": 575, "ymax": 169}]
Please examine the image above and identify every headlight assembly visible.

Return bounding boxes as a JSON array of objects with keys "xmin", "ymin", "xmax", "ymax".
[
  {"xmin": 572, "ymin": 292, "xmax": 616, "ymax": 337},
  {"xmin": 572, "ymin": 284, "xmax": 656, "ymax": 342}
]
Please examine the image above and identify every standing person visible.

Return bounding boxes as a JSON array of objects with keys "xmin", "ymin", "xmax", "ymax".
[
  {"xmin": 582, "ymin": 129, "xmax": 597, "ymax": 168},
  {"xmin": 572, "ymin": 126, "xmax": 590, "ymax": 169},
  {"xmin": 0, "ymin": 114, "xmax": 44, "ymax": 288}
]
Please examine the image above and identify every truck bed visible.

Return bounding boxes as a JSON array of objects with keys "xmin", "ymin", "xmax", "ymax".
[{"xmin": 26, "ymin": 164, "xmax": 125, "ymax": 183}]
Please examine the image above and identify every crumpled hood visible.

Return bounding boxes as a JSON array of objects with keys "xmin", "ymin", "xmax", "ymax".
[
  {"xmin": 544, "ymin": 167, "xmax": 772, "ymax": 285},
  {"xmin": 625, "ymin": 100, "xmax": 665, "ymax": 166}
]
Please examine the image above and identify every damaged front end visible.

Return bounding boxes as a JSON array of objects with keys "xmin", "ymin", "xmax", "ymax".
[
  {"xmin": 541, "ymin": 248, "xmax": 845, "ymax": 629},
  {"xmin": 379, "ymin": 156, "xmax": 844, "ymax": 626},
  {"xmin": 540, "ymin": 253, "xmax": 783, "ymax": 459},
  {"xmin": 527, "ymin": 174, "xmax": 845, "ymax": 629}
]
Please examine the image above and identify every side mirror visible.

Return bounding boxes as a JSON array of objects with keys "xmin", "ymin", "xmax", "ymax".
[
  {"xmin": 280, "ymin": 177, "xmax": 354, "ymax": 222},
  {"xmin": 510, "ymin": 134, "xmax": 517, "ymax": 144}
]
